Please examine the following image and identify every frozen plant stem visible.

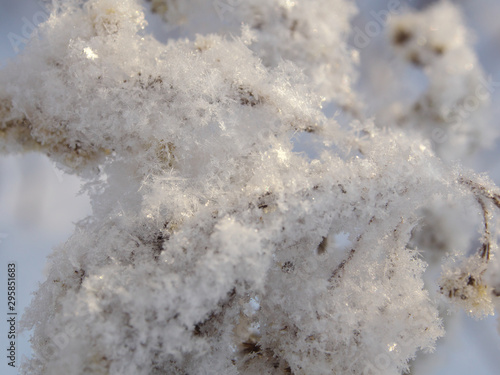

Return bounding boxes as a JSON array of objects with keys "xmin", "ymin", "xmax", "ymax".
[{"xmin": 1, "ymin": 1, "xmax": 500, "ymax": 374}]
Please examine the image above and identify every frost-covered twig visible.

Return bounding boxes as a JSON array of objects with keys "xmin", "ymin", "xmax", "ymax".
[
  {"xmin": 0, "ymin": 0, "xmax": 499, "ymax": 374},
  {"xmin": 386, "ymin": 1, "xmax": 496, "ymax": 160}
]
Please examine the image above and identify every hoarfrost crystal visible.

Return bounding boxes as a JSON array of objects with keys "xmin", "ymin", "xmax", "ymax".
[{"xmin": 1, "ymin": 1, "xmax": 499, "ymax": 374}]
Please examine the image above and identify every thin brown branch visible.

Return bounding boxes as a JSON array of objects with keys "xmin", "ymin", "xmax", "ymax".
[
  {"xmin": 459, "ymin": 177, "xmax": 500, "ymax": 209},
  {"xmin": 477, "ymin": 197, "xmax": 491, "ymax": 261},
  {"xmin": 459, "ymin": 177, "xmax": 494, "ymax": 261},
  {"xmin": 329, "ymin": 248, "xmax": 356, "ymax": 283}
]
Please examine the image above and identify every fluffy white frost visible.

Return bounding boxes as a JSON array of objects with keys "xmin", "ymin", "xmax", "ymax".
[
  {"xmin": 387, "ymin": 1, "xmax": 496, "ymax": 160},
  {"xmin": 147, "ymin": 0, "xmax": 359, "ymax": 109},
  {"xmin": 1, "ymin": 0, "xmax": 500, "ymax": 374}
]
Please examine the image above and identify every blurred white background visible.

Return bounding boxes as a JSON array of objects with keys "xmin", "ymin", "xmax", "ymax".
[{"xmin": 0, "ymin": 1, "xmax": 499, "ymax": 374}]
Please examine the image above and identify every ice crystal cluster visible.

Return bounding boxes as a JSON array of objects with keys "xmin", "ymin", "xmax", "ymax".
[
  {"xmin": 439, "ymin": 255, "xmax": 494, "ymax": 319},
  {"xmin": 1, "ymin": 0, "xmax": 500, "ymax": 374},
  {"xmin": 147, "ymin": 0, "xmax": 359, "ymax": 108}
]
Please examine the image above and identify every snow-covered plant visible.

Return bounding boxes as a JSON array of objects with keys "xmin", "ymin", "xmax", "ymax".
[
  {"xmin": 1, "ymin": 0, "xmax": 500, "ymax": 374},
  {"xmin": 146, "ymin": 0, "xmax": 359, "ymax": 109},
  {"xmin": 386, "ymin": 1, "xmax": 496, "ymax": 160}
]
